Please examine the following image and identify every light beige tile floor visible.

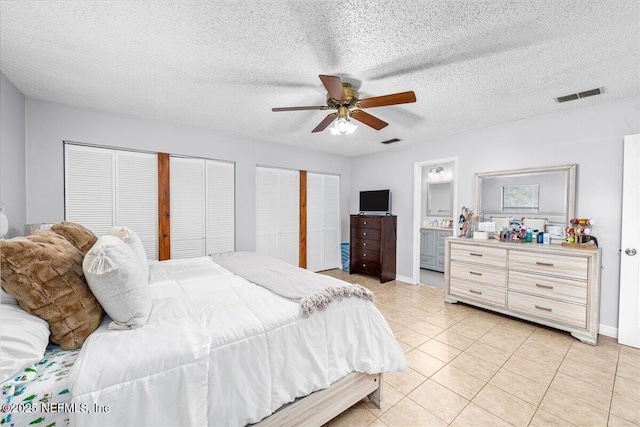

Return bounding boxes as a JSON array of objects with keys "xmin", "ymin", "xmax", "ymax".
[{"xmin": 322, "ymin": 270, "xmax": 640, "ymax": 427}]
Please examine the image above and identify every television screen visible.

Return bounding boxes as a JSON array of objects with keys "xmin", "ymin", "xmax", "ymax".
[{"xmin": 360, "ymin": 190, "xmax": 391, "ymax": 212}]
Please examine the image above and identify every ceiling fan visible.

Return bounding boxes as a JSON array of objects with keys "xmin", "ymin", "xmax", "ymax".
[{"xmin": 271, "ymin": 75, "xmax": 417, "ymax": 134}]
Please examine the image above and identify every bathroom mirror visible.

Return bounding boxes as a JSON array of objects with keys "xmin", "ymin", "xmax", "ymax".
[
  {"xmin": 475, "ymin": 164, "xmax": 576, "ymax": 227},
  {"xmin": 427, "ymin": 181, "xmax": 453, "ymax": 216}
]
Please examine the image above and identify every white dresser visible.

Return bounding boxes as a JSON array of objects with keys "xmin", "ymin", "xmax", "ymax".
[{"xmin": 444, "ymin": 237, "xmax": 601, "ymax": 344}]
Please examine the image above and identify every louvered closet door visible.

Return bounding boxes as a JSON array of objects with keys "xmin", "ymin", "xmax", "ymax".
[
  {"xmin": 256, "ymin": 167, "xmax": 299, "ymax": 265},
  {"xmin": 322, "ymin": 174, "xmax": 341, "ymax": 270},
  {"xmin": 115, "ymin": 151, "xmax": 158, "ymax": 260},
  {"xmin": 206, "ymin": 160, "xmax": 235, "ymax": 254},
  {"xmin": 65, "ymin": 145, "xmax": 115, "ymax": 236},
  {"xmin": 170, "ymin": 157, "xmax": 205, "ymax": 259},
  {"xmin": 306, "ymin": 173, "xmax": 340, "ymax": 272},
  {"xmin": 306, "ymin": 173, "xmax": 323, "ymax": 272},
  {"xmin": 278, "ymin": 169, "xmax": 300, "ymax": 266},
  {"xmin": 65, "ymin": 145, "xmax": 158, "ymax": 260},
  {"xmin": 256, "ymin": 167, "xmax": 279, "ymax": 258}
]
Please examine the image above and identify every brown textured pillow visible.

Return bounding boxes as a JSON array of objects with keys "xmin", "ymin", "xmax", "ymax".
[
  {"xmin": 51, "ymin": 221, "xmax": 97, "ymax": 255},
  {"xmin": 0, "ymin": 230, "xmax": 104, "ymax": 350}
]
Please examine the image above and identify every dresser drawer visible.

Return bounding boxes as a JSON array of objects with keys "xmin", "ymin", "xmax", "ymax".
[
  {"xmin": 350, "ymin": 238, "xmax": 380, "ymax": 252},
  {"xmin": 509, "ymin": 270, "xmax": 587, "ymax": 305},
  {"xmin": 450, "ymin": 278, "xmax": 506, "ymax": 308},
  {"xmin": 351, "ymin": 216, "xmax": 381, "ymax": 229},
  {"xmin": 352, "ymin": 259, "xmax": 381, "ymax": 276},
  {"xmin": 450, "ymin": 260, "xmax": 506, "ymax": 287},
  {"xmin": 509, "ymin": 251, "xmax": 588, "ymax": 280},
  {"xmin": 351, "ymin": 228, "xmax": 381, "ymax": 241},
  {"xmin": 450, "ymin": 244, "xmax": 507, "ymax": 267},
  {"xmin": 508, "ymin": 291, "xmax": 586, "ymax": 328},
  {"xmin": 352, "ymin": 248, "xmax": 379, "ymax": 261}
]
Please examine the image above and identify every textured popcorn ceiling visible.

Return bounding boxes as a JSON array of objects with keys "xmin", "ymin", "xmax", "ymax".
[{"xmin": 1, "ymin": 1, "xmax": 639, "ymax": 157}]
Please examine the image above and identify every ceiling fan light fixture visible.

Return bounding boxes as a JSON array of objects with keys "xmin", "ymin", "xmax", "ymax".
[
  {"xmin": 330, "ymin": 117, "xmax": 358, "ymax": 135},
  {"xmin": 330, "ymin": 106, "xmax": 357, "ymax": 135}
]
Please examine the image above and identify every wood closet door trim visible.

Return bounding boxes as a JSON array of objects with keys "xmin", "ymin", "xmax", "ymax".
[
  {"xmin": 299, "ymin": 170, "xmax": 307, "ymax": 269},
  {"xmin": 158, "ymin": 153, "xmax": 171, "ymax": 260}
]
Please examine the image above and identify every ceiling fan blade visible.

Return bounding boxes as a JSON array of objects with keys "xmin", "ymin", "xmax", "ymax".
[
  {"xmin": 358, "ymin": 91, "xmax": 417, "ymax": 108},
  {"xmin": 350, "ymin": 110, "xmax": 388, "ymax": 130},
  {"xmin": 272, "ymin": 106, "xmax": 329, "ymax": 112},
  {"xmin": 311, "ymin": 113, "xmax": 338, "ymax": 133},
  {"xmin": 319, "ymin": 75, "xmax": 345, "ymax": 101}
]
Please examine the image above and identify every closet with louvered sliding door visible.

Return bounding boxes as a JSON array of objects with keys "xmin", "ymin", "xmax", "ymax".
[
  {"xmin": 169, "ymin": 156, "xmax": 235, "ymax": 259},
  {"xmin": 64, "ymin": 143, "xmax": 158, "ymax": 259},
  {"xmin": 255, "ymin": 166, "xmax": 299, "ymax": 266},
  {"xmin": 306, "ymin": 172, "xmax": 341, "ymax": 272}
]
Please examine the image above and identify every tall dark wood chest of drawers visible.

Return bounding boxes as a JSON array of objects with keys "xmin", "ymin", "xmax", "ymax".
[{"xmin": 350, "ymin": 214, "xmax": 397, "ymax": 283}]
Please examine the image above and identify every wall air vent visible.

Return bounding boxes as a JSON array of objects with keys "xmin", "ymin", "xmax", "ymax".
[
  {"xmin": 555, "ymin": 87, "xmax": 603, "ymax": 103},
  {"xmin": 381, "ymin": 138, "xmax": 400, "ymax": 144}
]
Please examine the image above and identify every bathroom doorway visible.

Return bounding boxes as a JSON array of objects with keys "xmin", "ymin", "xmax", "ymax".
[{"xmin": 412, "ymin": 157, "xmax": 458, "ymax": 287}]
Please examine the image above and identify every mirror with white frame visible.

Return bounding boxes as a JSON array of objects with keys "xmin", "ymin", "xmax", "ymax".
[
  {"xmin": 427, "ymin": 181, "xmax": 453, "ymax": 216},
  {"xmin": 422, "ymin": 163, "xmax": 455, "ymax": 224},
  {"xmin": 475, "ymin": 164, "xmax": 576, "ymax": 232}
]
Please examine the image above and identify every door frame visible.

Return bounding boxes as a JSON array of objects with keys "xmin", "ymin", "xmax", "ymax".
[
  {"xmin": 618, "ymin": 134, "xmax": 640, "ymax": 347},
  {"xmin": 412, "ymin": 157, "xmax": 458, "ymax": 285}
]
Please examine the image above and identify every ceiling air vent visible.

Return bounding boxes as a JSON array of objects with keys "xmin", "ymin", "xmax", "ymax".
[
  {"xmin": 555, "ymin": 87, "xmax": 603, "ymax": 103},
  {"xmin": 381, "ymin": 138, "xmax": 400, "ymax": 144}
]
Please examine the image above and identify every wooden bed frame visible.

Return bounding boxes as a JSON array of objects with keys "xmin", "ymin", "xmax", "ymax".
[{"xmin": 255, "ymin": 372, "xmax": 383, "ymax": 427}]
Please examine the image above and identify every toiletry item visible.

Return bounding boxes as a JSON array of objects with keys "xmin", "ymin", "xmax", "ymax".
[
  {"xmin": 543, "ymin": 233, "xmax": 550, "ymax": 244},
  {"xmin": 537, "ymin": 231, "xmax": 544, "ymax": 244},
  {"xmin": 525, "ymin": 228, "xmax": 532, "ymax": 243}
]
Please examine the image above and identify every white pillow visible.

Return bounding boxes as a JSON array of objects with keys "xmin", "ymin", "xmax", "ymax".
[
  {"xmin": 83, "ymin": 235, "xmax": 151, "ymax": 330},
  {"xmin": 0, "ymin": 304, "xmax": 50, "ymax": 383},
  {"xmin": 109, "ymin": 226, "xmax": 149, "ymax": 280}
]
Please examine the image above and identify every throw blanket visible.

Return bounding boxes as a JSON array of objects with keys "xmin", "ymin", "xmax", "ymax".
[{"xmin": 210, "ymin": 251, "xmax": 375, "ymax": 316}]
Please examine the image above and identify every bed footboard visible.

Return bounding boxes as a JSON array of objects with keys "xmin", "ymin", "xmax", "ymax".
[{"xmin": 255, "ymin": 372, "xmax": 383, "ymax": 427}]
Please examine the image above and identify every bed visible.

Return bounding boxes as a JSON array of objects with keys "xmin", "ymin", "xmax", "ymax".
[{"xmin": 1, "ymin": 231, "xmax": 406, "ymax": 427}]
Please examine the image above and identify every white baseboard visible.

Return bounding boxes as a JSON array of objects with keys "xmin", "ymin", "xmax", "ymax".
[
  {"xmin": 598, "ymin": 324, "xmax": 618, "ymax": 338},
  {"xmin": 395, "ymin": 274, "xmax": 414, "ymax": 285}
]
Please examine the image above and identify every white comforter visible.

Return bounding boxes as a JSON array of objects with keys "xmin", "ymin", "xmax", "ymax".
[{"xmin": 69, "ymin": 257, "xmax": 406, "ymax": 427}]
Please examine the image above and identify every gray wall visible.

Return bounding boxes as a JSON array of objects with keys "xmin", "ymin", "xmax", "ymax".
[
  {"xmin": 24, "ymin": 98, "xmax": 352, "ymax": 251},
  {"xmin": 351, "ymin": 95, "xmax": 640, "ymax": 331},
  {"xmin": 0, "ymin": 72, "xmax": 26, "ymax": 238},
  {"xmin": 16, "ymin": 91, "xmax": 640, "ymax": 331}
]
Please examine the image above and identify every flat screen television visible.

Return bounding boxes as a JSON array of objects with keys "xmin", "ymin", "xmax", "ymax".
[{"xmin": 359, "ymin": 190, "xmax": 391, "ymax": 213}]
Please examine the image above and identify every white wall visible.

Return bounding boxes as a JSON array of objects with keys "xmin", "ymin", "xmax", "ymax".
[
  {"xmin": 0, "ymin": 72, "xmax": 26, "ymax": 237},
  {"xmin": 351, "ymin": 95, "xmax": 640, "ymax": 331},
  {"xmin": 24, "ymin": 98, "xmax": 352, "ymax": 251}
]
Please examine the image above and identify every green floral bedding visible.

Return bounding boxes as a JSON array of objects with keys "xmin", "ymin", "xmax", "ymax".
[{"xmin": 1, "ymin": 345, "xmax": 79, "ymax": 427}]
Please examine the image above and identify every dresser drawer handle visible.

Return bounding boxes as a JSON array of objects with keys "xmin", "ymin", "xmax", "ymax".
[
  {"xmin": 362, "ymin": 264, "xmax": 366, "ymax": 268},
  {"xmin": 363, "ymin": 253, "xmax": 367, "ymax": 257},
  {"xmin": 470, "ymin": 252, "xmax": 483, "ymax": 257},
  {"xmin": 535, "ymin": 283, "xmax": 554, "ymax": 289},
  {"xmin": 363, "ymin": 243, "xmax": 367, "ymax": 246},
  {"xmin": 469, "ymin": 271, "xmax": 483, "ymax": 276},
  {"xmin": 536, "ymin": 262, "xmax": 554, "ymax": 267},
  {"xmin": 534, "ymin": 305, "xmax": 553, "ymax": 311},
  {"xmin": 469, "ymin": 289, "xmax": 482, "ymax": 295},
  {"xmin": 363, "ymin": 232, "xmax": 367, "ymax": 236},
  {"xmin": 363, "ymin": 221, "xmax": 367, "ymax": 225}
]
